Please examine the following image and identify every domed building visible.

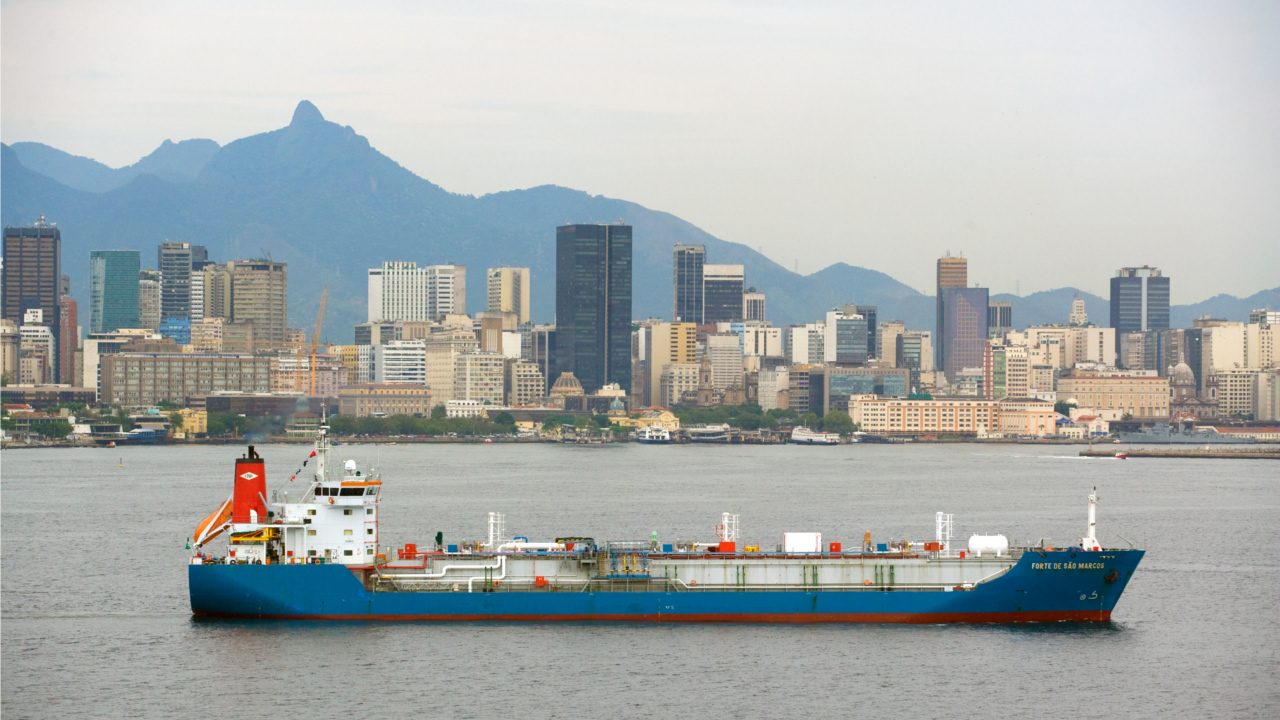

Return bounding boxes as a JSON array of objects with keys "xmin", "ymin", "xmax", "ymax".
[
  {"xmin": 549, "ymin": 372, "xmax": 585, "ymax": 397},
  {"xmin": 1168, "ymin": 362, "xmax": 1217, "ymax": 420}
]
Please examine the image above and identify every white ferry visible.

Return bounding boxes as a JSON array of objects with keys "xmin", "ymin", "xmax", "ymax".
[
  {"xmin": 635, "ymin": 426, "xmax": 671, "ymax": 444},
  {"xmin": 790, "ymin": 427, "xmax": 840, "ymax": 445}
]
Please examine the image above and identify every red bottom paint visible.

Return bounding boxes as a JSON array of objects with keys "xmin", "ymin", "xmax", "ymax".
[{"xmin": 193, "ymin": 610, "xmax": 1112, "ymax": 623}]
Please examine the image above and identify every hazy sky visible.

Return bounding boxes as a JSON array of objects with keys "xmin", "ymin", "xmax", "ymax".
[{"xmin": 3, "ymin": 0, "xmax": 1278, "ymax": 302}]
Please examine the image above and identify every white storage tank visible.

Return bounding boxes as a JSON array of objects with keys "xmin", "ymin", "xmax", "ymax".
[{"xmin": 967, "ymin": 534, "xmax": 1009, "ymax": 557}]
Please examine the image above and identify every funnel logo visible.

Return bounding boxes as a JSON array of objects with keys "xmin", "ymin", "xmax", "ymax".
[{"xmin": 239, "ymin": 471, "xmax": 259, "ymax": 481}]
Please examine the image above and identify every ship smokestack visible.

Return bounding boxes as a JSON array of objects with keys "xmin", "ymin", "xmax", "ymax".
[{"xmin": 233, "ymin": 445, "xmax": 268, "ymax": 524}]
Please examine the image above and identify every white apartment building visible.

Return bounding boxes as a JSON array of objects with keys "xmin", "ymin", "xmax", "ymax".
[
  {"xmin": 758, "ymin": 366, "xmax": 789, "ymax": 412},
  {"xmin": 368, "ymin": 261, "xmax": 466, "ymax": 322},
  {"xmin": 1216, "ymin": 368, "xmax": 1263, "ymax": 418},
  {"xmin": 741, "ymin": 325, "xmax": 783, "ymax": 358},
  {"xmin": 446, "ymin": 399, "xmax": 486, "ymax": 418},
  {"xmin": 787, "ymin": 323, "xmax": 825, "ymax": 365},
  {"xmin": 373, "ymin": 340, "xmax": 427, "ymax": 385},
  {"xmin": 356, "ymin": 344, "xmax": 375, "ymax": 384},
  {"xmin": 706, "ymin": 333, "xmax": 744, "ymax": 390},
  {"xmin": 659, "ymin": 363, "xmax": 700, "ymax": 407}
]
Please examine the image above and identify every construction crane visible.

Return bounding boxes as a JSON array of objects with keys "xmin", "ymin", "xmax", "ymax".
[{"xmin": 309, "ymin": 286, "xmax": 328, "ymax": 396}]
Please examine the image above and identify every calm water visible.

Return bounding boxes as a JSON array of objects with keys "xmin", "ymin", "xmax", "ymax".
[{"xmin": 2, "ymin": 443, "xmax": 1277, "ymax": 719}]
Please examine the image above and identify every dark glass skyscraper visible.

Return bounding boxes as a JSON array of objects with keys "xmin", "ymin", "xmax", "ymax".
[
  {"xmin": 1110, "ymin": 266, "xmax": 1169, "ymax": 333},
  {"xmin": 90, "ymin": 250, "xmax": 141, "ymax": 333},
  {"xmin": 703, "ymin": 264, "xmax": 744, "ymax": 324},
  {"xmin": 935, "ymin": 255, "xmax": 968, "ymax": 369},
  {"xmin": 3, "ymin": 218, "xmax": 62, "ymax": 380},
  {"xmin": 555, "ymin": 224, "xmax": 632, "ymax": 394},
  {"xmin": 854, "ymin": 305, "xmax": 877, "ymax": 359},
  {"xmin": 672, "ymin": 245, "xmax": 704, "ymax": 323},
  {"xmin": 941, "ymin": 286, "xmax": 989, "ymax": 379}
]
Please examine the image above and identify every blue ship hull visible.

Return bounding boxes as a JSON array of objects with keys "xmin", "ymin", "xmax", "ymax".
[{"xmin": 189, "ymin": 550, "xmax": 1142, "ymax": 623}]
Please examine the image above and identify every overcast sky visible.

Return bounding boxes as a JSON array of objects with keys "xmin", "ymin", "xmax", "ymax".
[{"xmin": 3, "ymin": 0, "xmax": 1277, "ymax": 302}]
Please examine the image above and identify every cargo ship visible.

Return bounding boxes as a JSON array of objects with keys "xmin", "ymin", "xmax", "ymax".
[{"xmin": 188, "ymin": 423, "xmax": 1143, "ymax": 622}]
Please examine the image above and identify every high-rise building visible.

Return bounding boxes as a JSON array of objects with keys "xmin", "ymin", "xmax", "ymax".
[
  {"xmin": 743, "ymin": 292, "xmax": 767, "ymax": 322},
  {"xmin": 941, "ymin": 287, "xmax": 989, "ymax": 379},
  {"xmin": 935, "ymin": 254, "xmax": 968, "ymax": 369},
  {"xmin": 1069, "ymin": 297, "xmax": 1088, "ymax": 326},
  {"xmin": 424, "ymin": 328, "xmax": 480, "ymax": 405},
  {"xmin": 529, "ymin": 325, "xmax": 557, "ymax": 393},
  {"xmin": 367, "ymin": 261, "xmax": 465, "ymax": 322},
  {"xmin": 138, "ymin": 270, "xmax": 162, "ymax": 330},
  {"xmin": 89, "ymin": 250, "xmax": 141, "ymax": 333},
  {"xmin": 227, "ymin": 260, "xmax": 288, "ymax": 349},
  {"xmin": 1249, "ymin": 309, "xmax": 1280, "ymax": 326},
  {"xmin": 486, "ymin": 267, "xmax": 530, "ymax": 324},
  {"xmin": 898, "ymin": 331, "xmax": 933, "ymax": 372},
  {"xmin": 454, "ymin": 351, "xmax": 505, "ymax": 405},
  {"xmin": 19, "ymin": 309, "xmax": 56, "ymax": 384},
  {"xmin": 825, "ymin": 310, "xmax": 868, "ymax": 365},
  {"xmin": 672, "ymin": 245, "xmax": 705, "ymax": 323},
  {"xmin": 58, "ymin": 295, "xmax": 78, "ymax": 383},
  {"xmin": 645, "ymin": 322, "xmax": 699, "ymax": 406},
  {"xmin": 877, "ymin": 320, "xmax": 906, "ymax": 367},
  {"xmin": 854, "ymin": 305, "xmax": 878, "ymax": 359},
  {"xmin": 1110, "ymin": 266, "xmax": 1170, "ymax": 333},
  {"xmin": 373, "ymin": 340, "xmax": 428, "ymax": 385},
  {"xmin": 157, "ymin": 241, "xmax": 206, "ymax": 323},
  {"xmin": 703, "ymin": 264, "xmax": 745, "ymax": 324},
  {"xmin": 190, "ymin": 260, "xmax": 213, "ymax": 323},
  {"xmin": 988, "ymin": 301, "xmax": 1013, "ymax": 337},
  {"xmin": 706, "ymin": 333, "xmax": 745, "ymax": 390},
  {"xmin": 555, "ymin": 224, "xmax": 632, "ymax": 394},
  {"xmin": 3, "ymin": 218, "xmax": 62, "ymax": 381},
  {"xmin": 505, "ymin": 359, "xmax": 545, "ymax": 406}
]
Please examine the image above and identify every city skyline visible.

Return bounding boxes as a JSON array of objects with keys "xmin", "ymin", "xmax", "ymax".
[{"xmin": 3, "ymin": 3, "xmax": 1277, "ymax": 304}]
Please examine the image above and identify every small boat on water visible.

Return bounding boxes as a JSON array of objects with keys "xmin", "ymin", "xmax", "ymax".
[
  {"xmin": 790, "ymin": 427, "xmax": 840, "ymax": 445},
  {"xmin": 635, "ymin": 426, "xmax": 671, "ymax": 444},
  {"xmin": 1115, "ymin": 452, "xmax": 1128, "ymax": 460}
]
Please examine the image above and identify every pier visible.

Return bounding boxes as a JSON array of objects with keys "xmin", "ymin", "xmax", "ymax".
[{"xmin": 1080, "ymin": 448, "xmax": 1280, "ymax": 460}]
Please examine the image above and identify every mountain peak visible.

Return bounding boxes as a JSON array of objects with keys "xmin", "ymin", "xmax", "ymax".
[{"xmin": 290, "ymin": 100, "xmax": 325, "ymax": 127}]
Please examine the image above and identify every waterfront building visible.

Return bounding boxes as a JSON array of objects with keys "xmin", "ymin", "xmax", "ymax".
[
  {"xmin": 825, "ymin": 309, "xmax": 868, "ymax": 365},
  {"xmin": 99, "ymin": 353, "xmax": 271, "ymax": 407},
  {"xmin": 1215, "ymin": 369, "xmax": 1264, "ymax": 419},
  {"xmin": 848, "ymin": 395, "xmax": 998, "ymax": 436},
  {"xmin": 897, "ymin": 331, "xmax": 933, "ymax": 372},
  {"xmin": 743, "ymin": 292, "xmax": 767, "ymax": 323},
  {"xmin": 808, "ymin": 366, "xmax": 911, "ymax": 414},
  {"xmin": 996, "ymin": 398, "xmax": 1059, "ymax": 437},
  {"xmin": 339, "ymin": 384, "xmax": 433, "ymax": 418},
  {"xmin": 455, "ymin": 351, "xmax": 505, "ymax": 406},
  {"xmin": 672, "ymin": 244, "xmax": 705, "ymax": 324},
  {"xmin": 368, "ymin": 261, "xmax": 465, "ymax": 322},
  {"xmin": 423, "ymin": 328, "xmax": 479, "ymax": 405},
  {"xmin": 1110, "ymin": 266, "xmax": 1170, "ymax": 333},
  {"xmin": 706, "ymin": 333, "xmax": 744, "ymax": 390},
  {"xmin": 703, "ymin": 265, "xmax": 745, "ymax": 324},
  {"xmin": 158, "ymin": 241, "xmax": 206, "ymax": 323},
  {"xmin": 941, "ymin": 287, "xmax": 989, "ymax": 380},
  {"xmin": 486, "ymin": 267, "xmax": 530, "ymax": 324},
  {"xmin": 504, "ymin": 359, "xmax": 545, "ymax": 407},
  {"xmin": 373, "ymin": 340, "xmax": 428, "ymax": 385},
  {"xmin": 1056, "ymin": 370, "xmax": 1169, "ymax": 419},
  {"xmin": 935, "ymin": 254, "xmax": 968, "ymax": 369},
  {"xmin": 446, "ymin": 399, "xmax": 486, "ymax": 418},
  {"xmin": 89, "ymin": 250, "xmax": 140, "ymax": 333},
  {"xmin": 81, "ymin": 329, "xmax": 163, "ymax": 400},
  {"xmin": 3, "ymin": 218, "xmax": 62, "ymax": 381},
  {"xmin": 555, "ymin": 223, "xmax": 631, "ymax": 394}
]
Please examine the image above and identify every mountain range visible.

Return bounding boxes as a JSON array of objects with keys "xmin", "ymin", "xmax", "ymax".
[{"xmin": 3, "ymin": 100, "xmax": 1275, "ymax": 342}]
